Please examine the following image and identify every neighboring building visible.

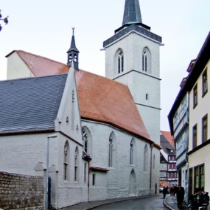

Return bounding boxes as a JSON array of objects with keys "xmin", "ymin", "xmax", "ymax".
[
  {"xmin": 168, "ymin": 61, "xmax": 193, "ymax": 194},
  {"xmin": 160, "ymin": 131, "xmax": 178, "ymax": 188},
  {"xmin": 168, "ymin": 32, "xmax": 210, "ymax": 200},
  {"xmin": 0, "ymin": 0, "xmax": 162, "ymax": 209},
  {"xmin": 187, "ymin": 32, "xmax": 210, "ymax": 195}
]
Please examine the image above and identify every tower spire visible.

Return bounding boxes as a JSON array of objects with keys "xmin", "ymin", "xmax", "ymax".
[
  {"xmin": 67, "ymin": 28, "xmax": 79, "ymax": 70},
  {"xmin": 122, "ymin": 0, "xmax": 142, "ymax": 26}
]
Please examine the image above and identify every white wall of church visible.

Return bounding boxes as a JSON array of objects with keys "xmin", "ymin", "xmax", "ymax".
[
  {"xmin": 0, "ymin": 132, "xmax": 59, "ymax": 176},
  {"xmin": 7, "ymin": 52, "xmax": 34, "ymax": 80},
  {"xmin": 82, "ymin": 120, "xmax": 159, "ymax": 201}
]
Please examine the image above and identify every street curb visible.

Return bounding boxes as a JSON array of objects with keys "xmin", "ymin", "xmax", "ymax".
[{"xmin": 163, "ymin": 197, "xmax": 175, "ymax": 210}]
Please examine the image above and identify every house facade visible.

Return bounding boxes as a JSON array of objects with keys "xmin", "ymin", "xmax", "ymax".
[
  {"xmin": 168, "ymin": 32, "xmax": 210, "ymax": 202},
  {"xmin": 0, "ymin": 0, "xmax": 163, "ymax": 209},
  {"xmin": 188, "ymin": 33, "xmax": 210, "ymax": 195}
]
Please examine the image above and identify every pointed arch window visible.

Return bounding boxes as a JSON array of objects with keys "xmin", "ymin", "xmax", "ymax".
[
  {"xmin": 64, "ymin": 141, "xmax": 69, "ymax": 181},
  {"xmin": 117, "ymin": 49, "xmax": 124, "ymax": 74},
  {"xmin": 142, "ymin": 47, "xmax": 151, "ymax": 73},
  {"xmin": 153, "ymin": 154, "xmax": 156, "ymax": 169},
  {"xmin": 130, "ymin": 140, "xmax": 134, "ymax": 165},
  {"xmin": 144, "ymin": 144, "xmax": 149, "ymax": 172},
  {"xmin": 74, "ymin": 147, "xmax": 79, "ymax": 182},
  {"xmin": 108, "ymin": 136, "xmax": 113, "ymax": 167},
  {"xmin": 82, "ymin": 128, "xmax": 88, "ymax": 153}
]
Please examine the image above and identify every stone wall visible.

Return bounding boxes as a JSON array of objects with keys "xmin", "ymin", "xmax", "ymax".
[{"xmin": 0, "ymin": 171, "xmax": 44, "ymax": 210}]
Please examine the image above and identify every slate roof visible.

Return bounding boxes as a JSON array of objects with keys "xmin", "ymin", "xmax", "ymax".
[
  {"xmin": 0, "ymin": 74, "xmax": 67, "ymax": 133},
  {"xmin": 160, "ymin": 131, "xmax": 175, "ymax": 155},
  {"xmin": 4, "ymin": 50, "xmax": 151, "ymax": 142}
]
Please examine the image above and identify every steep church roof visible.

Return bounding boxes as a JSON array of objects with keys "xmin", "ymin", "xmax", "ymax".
[
  {"xmin": 75, "ymin": 70, "xmax": 150, "ymax": 140},
  {"xmin": 0, "ymin": 74, "xmax": 67, "ymax": 133},
  {"xmin": 3, "ymin": 50, "xmax": 151, "ymax": 141}
]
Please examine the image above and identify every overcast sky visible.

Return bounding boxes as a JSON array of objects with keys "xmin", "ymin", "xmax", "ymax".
[{"xmin": 1, "ymin": 0, "xmax": 210, "ymax": 131}]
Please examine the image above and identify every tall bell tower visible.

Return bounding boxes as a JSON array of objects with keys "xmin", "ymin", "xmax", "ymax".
[{"xmin": 103, "ymin": 0, "xmax": 162, "ymax": 144}]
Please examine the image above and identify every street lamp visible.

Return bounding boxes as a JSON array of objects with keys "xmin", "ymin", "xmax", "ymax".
[{"xmin": 45, "ymin": 135, "xmax": 57, "ymax": 210}]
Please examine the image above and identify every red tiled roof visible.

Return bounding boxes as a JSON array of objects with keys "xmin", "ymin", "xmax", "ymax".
[
  {"xmin": 6, "ymin": 50, "xmax": 151, "ymax": 142},
  {"xmin": 160, "ymin": 130, "xmax": 174, "ymax": 147},
  {"xmin": 76, "ymin": 70, "xmax": 150, "ymax": 141}
]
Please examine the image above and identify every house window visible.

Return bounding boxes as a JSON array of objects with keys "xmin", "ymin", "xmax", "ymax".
[
  {"xmin": 192, "ymin": 124, "xmax": 197, "ymax": 149},
  {"xmin": 130, "ymin": 140, "xmax": 134, "ymax": 165},
  {"xmin": 117, "ymin": 49, "xmax": 124, "ymax": 74},
  {"xmin": 202, "ymin": 114, "xmax": 208, "ymax": 143},
  {"xmin": 194, "ymin": 165, "xmax": 205, "ymax": 192},
  {"xmin": 202, "ymin": 69, "xmax": 208, "ymax": 96},
  {"xmin": 193, "ymin": 85, "xmax": 198, "ymax": 108},
  {"xmin": 74, "ymin": 147, "xmax": 79, "ymax": 182},
  {"xmin": 64, "ymin": 141, "xmax": 69, "ymax": 181},
  {"xmin": 92, "ymin": 174, "xmax": 96, "ymax": 186},
  {"xmin": 142, "ymin": 47, "xmax": 151, "ymax": 73},
  {"xmin": 108, "ymin": 136, "xmax": 113, "ymax": 167}
]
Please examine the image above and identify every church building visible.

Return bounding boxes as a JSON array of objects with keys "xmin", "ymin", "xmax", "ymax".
[{"xmin": 0, "ymin": 0, "xmax": 162, "ymax": 208}]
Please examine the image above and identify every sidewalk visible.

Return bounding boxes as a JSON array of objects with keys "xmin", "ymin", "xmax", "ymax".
[
  {"xmin": 164, "ymin": 195, "xmax": 210, "ymax": 210},
  {"xmin": 164, "ymin": 195, "xmax": 187, "ymax": 210}
]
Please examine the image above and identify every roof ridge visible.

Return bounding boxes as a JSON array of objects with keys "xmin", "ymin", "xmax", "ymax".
[{"xmin": 16, "ymin": 50, "xmax": 69, "ymax": 66}]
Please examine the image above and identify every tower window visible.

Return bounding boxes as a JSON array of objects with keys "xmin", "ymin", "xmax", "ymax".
[
  {"xmin": 117, "ymin": 49, "xmax": 124, "ymax": 74},
  {"xmin": 142, "ymin": 47, "xmax": 151, "ymax": 73}
]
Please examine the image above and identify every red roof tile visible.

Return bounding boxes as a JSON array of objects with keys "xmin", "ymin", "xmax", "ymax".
[{"xmin": 76, "ymin": 70, "xmax": 150, "ymax": 140}]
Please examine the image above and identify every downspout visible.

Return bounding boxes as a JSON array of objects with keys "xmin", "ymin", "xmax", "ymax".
[{"xmin": 88, "ymin": 161, "xmax": 90, "ymax": 202}]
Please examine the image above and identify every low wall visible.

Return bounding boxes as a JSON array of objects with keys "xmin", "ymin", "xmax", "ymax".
[{"xmin": 0, "ymin": 171, "xmax": 44, "ymax": 210}]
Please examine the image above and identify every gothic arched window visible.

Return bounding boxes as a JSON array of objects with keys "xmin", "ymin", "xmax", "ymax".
[
  {"xmin": 64, "ymin": 141, "xmax": 70, "ymax": 181},
  {"xmin": 142, "ymin": 47, "xmax": 151, "ymax": 73},
  {"xmin": 82, "ymin": 127, "xmax": 88, "ymax": 153},
  {"xmin": 153, "ymin": 154, "xmax": 156, "ymax": 169},
  {"xmin": 117, "ymin": 49, "xmax": 124, "ymax": 74},
  {"xmin": 130, "ymin": 140, "xmax": 134, "ymax": 165},
  {"xmin": 108, "ymin": 135, "xmax": 113, "ymax": 167},
  {"xmin": 144, "ymin": 144, "xmax": 149, "ymax": 172},
  {"xmin": 74, "ymin": 147, "xmax": 79, "ymax": 181}
]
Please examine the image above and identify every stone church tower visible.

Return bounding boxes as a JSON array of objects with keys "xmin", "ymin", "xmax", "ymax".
[{"xmin": 103, "ymin": 0, "xmax": 162, "ymax": 145}]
